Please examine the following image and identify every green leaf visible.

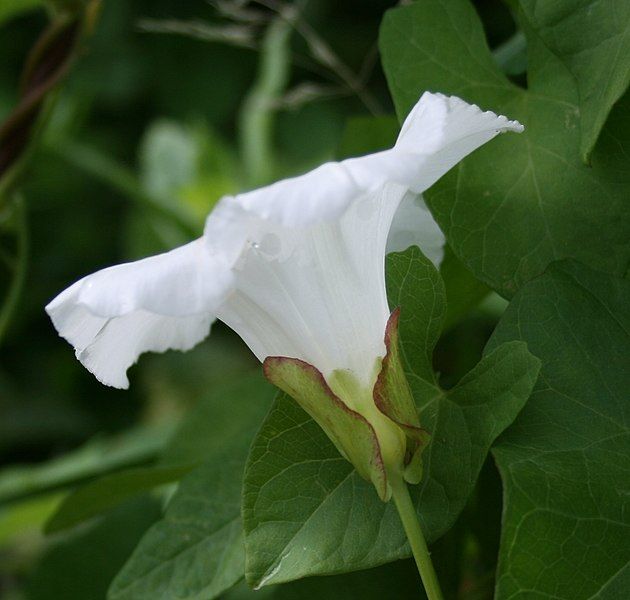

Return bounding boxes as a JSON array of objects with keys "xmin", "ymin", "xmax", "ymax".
[
  {"xmin": 160, "ymin": 373, "xmax": 274, "ymax": 466},
  {"xmin": 0, "ymin": 422, "xmax": 173, "ymax": 504},
  {"xmin": 108, "ymin": 375, "xmax": 275, "ymax": 600},
  {"xmin": 26, "ymin": 496, "xmax": 162, "ymax": 600},
  {"xmin": 139, "ymin": 120, "xmax": 238, "ymax": 222},
  {"xmin": 40, "ymin": 372, "xmax": 267, "ymax": 535},
  {"xmin": 385, "ymin": 247, "xmax": 446, "ymax": 389},
  {"xmin": 380, "ymin": 0, "xmax": 630, "ymax": 298},
  {"xmin": 518, "ymin": 0, "xmax": 630, "ymax": 160},
  {"xmin": 44, "ymin": 465, "xmax": 193, "ymax": 534},
  {"xmin": 242, "ymin": 248, "xmax": 540, "ymax": 586},
  {"xmin": 0, "ymin": 492, "xmax": 64, "ymax": 547},
  {"xmin": 486, "ymin": 260, "xmax": 630, "ymax": 599},
  {"xmin": 108, "ymin": 454, "xmax": 246, "ymax": 600},
  {"xmin": 224, "ymin": 559, "xmax": 421, "ymax": 600},
  {"xmin": 439, "ymin": 246, "xmax": 490, "ymax": 332},
  {"xmin": 140, "ymin": 121, "xmax": 199, "ymax": 201}
]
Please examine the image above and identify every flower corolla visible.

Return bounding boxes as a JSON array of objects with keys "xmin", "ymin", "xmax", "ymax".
[{"xmin": 47, "ymin": 92, "xmax": 522, "ymax": 393}]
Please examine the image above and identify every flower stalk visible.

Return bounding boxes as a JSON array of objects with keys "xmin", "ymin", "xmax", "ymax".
[{"xmin": 390, "ymin": 476, "xmax": 444, "ymax": 600}]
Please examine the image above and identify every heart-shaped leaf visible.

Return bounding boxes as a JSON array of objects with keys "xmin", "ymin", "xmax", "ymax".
[
  {"xmin": 108, "ymin": 375, "xmax": 275, "ymax": 600},
  {"xmin": 517, "ymin": 0, "xmax": 630, "ymax": 161},
  {"xmin": 380, "ymin": 0, "xmax": 630, "ymax": 298},
  {"xmin": 487, "ymin": 260, "xmax": 630, "ymax": 599}
]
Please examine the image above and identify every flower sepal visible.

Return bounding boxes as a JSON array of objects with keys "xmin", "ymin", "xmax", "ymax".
[
  {"xmin": 374, "ymin": 308, "xmax": 431, "ymax": 485},
  {"xmin": 263, "ymin": 357, "xmax": 405, "ymax": 501}
]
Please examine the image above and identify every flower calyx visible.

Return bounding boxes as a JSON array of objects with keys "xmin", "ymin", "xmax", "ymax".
[
  {"xmin": 263, "ymin": 307, "xmax": 430, "ymax": 502},
  {"xmin": 263, "ymin": 356, "xmax": 390, "ymax": 500}
]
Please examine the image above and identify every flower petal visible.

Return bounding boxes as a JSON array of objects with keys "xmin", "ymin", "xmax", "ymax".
[
  {"xmin": 77, "ymin": 310, "xmax": 211, "ymax": 388},
  {"xmin": 386, "ymin": 193, "xmax": 445, "ymax": 265},
  {"xmin": 46, "ymin": 238, "xmax": 227, "ymax": 388},
  {"xmin": 204, "ymin": 92, "xmax": 522, "ymax": 263},
  {"xmin": 394, "ymin": 91, "xmax": 523, "ymax": 191},
  {"xmin": 203, "ymin": 162, "xmax": 361, "ymax": 257},
  {"xmin": 346, "ymin": 92, "xmax": 523, "ymax": 193},
  {"xmin": 216, "ymin": 183, "xmax": 406, "ymax": 385}
]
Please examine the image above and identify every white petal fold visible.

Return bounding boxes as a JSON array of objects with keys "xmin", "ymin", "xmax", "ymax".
[
  {"xmin": 46, "ymin": 239, "xmax": 225, "ymax": 388},
  {"xmin": 386, "ymin": 194, "xmax": 445, "ymax": 265},
  {"xmin": 46, "ymin": 92, "xmax": 524, "ymax": 388}
]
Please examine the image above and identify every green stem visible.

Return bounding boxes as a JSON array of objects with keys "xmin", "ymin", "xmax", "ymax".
[
  {"xmin": 391, "ymin": 477, "xmax": 444, "ymax": 600},
  {"xmin": 238, "ymin": 16, "xmax": 292, "ymax": 187},
  {"xmin": 0, "ymin": 196, "xmax": 28, "ymax": 347}
]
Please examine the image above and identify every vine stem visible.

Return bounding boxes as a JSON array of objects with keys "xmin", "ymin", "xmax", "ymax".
[
  {"xmin": 238, "ymin": 16, "xmax": 292, "ymax": 187},
  {"xmin": 0, "ymin": 196, "xmax": 28, "ymax": 347},
  {"xmin": 390, "ymin": 477, "xmax": 444, "ymax": 600}
]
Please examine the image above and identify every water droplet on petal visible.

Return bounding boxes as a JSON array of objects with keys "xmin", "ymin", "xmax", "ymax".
[{"xmin": 258, "ymin": 233, "xmax": 281, "ymax": 257}]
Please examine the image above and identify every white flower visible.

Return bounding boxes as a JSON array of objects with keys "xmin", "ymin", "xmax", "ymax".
[{"xmin": 46, "ymin": 92, "xmax": 523, "ymax": 390}]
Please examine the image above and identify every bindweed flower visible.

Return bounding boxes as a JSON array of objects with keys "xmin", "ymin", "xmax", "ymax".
[{"xmin": 46, "ymin": 92, "xmax": 522, "ymax": 499}]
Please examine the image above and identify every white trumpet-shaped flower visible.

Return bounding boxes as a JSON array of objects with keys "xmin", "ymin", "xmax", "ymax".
[{"xmin": 46, "ymin": 92, "xmax": 523, "ymax": 391}]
